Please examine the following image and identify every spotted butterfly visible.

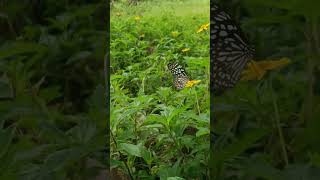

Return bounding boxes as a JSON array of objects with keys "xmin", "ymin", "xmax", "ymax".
[
  {"xmin": 211, "ymin": 3, "xmax": 255, "ymax": 93},
  {"xmin": 168, "ymin": 62, "xmax": 189, "ymax": 90}
]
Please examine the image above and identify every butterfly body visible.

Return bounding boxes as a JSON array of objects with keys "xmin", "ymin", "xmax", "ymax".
[
  {"xmin": 168, "ymin": 62, "xmax": 189, "ymax": 90},
  {"xmin": 211, "ymin": 3, "xmax": 254, "ymax": 92}
]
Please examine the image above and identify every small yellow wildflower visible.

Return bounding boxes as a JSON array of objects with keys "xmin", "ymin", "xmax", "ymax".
[
  {"xmin": 241, "ymin": 58, "xmax": 291, "ymax": 81},
  {"xmin": 203, "ymin": 23, "xmax": 210, "ymax": 29},
  {"xmin": 197, "ymin": 23, "xmax": 210, "ymax": 33},
  {"xmin": 185, "ymin": 80, "xmax": 201, "ymax": 88},
  {"xmin": 116, "ymin": 12, "xmax": 122, "ymax": 16},
  {"xmin": 134, "ymin": 16, "xmax": 141, "ymax": 21},
  {"xmin": 171, "ymin": 31, "xmax": 181, "ymax": 38},
  {"xmin": 182, "ymin": 48, "xmax": 190, "ymax": 53}
]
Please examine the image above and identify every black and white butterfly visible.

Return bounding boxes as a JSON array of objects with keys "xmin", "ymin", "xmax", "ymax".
[
  {"xmin": 211, "ymin": 3, "xmax": 255, "ymax": 93},
  {"xmin": 168, "ymin": 62, "xmax": 189, "ymax": 90}
]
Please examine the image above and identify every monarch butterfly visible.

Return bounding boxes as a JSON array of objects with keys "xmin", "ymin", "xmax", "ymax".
[
  {"xmin": 211, "ymin": 3, "xmax": 255, "ymax": 93},
  {"xmin": 168, "ymin": 62, "xmax": 189, "ymax": 90}
]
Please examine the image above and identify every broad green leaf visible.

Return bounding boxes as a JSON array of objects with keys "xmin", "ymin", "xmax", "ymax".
[
  {"xmin": 196, "ymin": 127, "xmax": 209, "ymax": 137},
  {"xmin": 119, "ymin": 143, "xmax": 142, "ymax": 157}
]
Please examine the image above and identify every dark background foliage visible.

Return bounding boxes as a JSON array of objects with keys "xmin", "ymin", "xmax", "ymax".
[
  {"xmin": 212, "ymin": 0, "xmax": 320, "ymax": 179},
  {"xmin": 0, "ymin": 0, "xmax": 108, "ymax": 179}
]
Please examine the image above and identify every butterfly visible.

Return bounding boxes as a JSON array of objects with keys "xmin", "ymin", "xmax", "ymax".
[
  {"xmin": 211, "ymin": 3, "xmax": 255, "ymax": 93},
  {"xmin": 168, "ymin": 62, "xmax": 189, "ymax": 90}
]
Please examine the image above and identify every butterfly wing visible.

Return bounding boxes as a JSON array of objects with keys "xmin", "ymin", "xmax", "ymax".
[
  {"xmin": 168, "ymin": 62, "xmax": 189, "ymax": 90},
  {"xmin": 211, "ymin": 3, "xmax": 254, "ymax": 92}
]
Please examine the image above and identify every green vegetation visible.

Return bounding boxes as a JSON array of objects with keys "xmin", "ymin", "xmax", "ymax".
[
  {"xmin": 212, "ymin": 0, "xmax": 320, "ymax": 179},
  {"xmin": 1, "ymin": 0, "xmax": 319, "ymax": 179},
  {"xmin": 0, "ymin": 0, "xmax": 107, "ymax": 179},
  {"xmin": 110, "ymin": 0, "xmax": 210, "ymax": 179}
]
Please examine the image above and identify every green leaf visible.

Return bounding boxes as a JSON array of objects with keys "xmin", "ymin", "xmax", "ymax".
[
  {"xmin": 42, "ymin": 147, "xmax": 85, "ymax": 173},
  {"xmin": 167, "ymin": 177, "xmax": 185, "ymax": 180},
  {"xmin": 240, "ymin": 157, "xmax": 285, "ymax": 180},
  {"xmin": 0, "ymin": 42, "xmax": 47, "ymax": 59},
  {"xmin": 211, "ymin": 128, "xmax": 269, "ymax": 171},
  {"xmin": 195, "ymin": 127, "xmax": 209, "ymax": 137},
  {"xmin": 39, "ymin": 86, "xmax": 61, "ymax": 103},
  {"xmin": 0, "ymin": 127, "xmax": 15, "ymax": 161},
  {"xmin": 0, "ymin": 74, "xmax": 13, "ymax": 99},
  {"xmin": 141, "ymin": 148, "xmax": 153, "ymax": 166},
  {"xmin": 88, "ymin": 84, "xmax": 105, "ymax": 109},
  {"xmin": 119, "ymin": 143, "xmax": 142, "ymax": 157},
  {"xmin": 66, "ymin": 51, "xmax": 91, "ymax": 65}
]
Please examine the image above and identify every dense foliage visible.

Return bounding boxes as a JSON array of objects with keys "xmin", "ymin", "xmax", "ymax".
[
  {"xmin": 110, "ymin": 0, "xmax": 210, "ymax": 179},
  {"xmin": 212, "ymin": 0, "xmax": 320, "ymax": 179},
  {"xmin": 1, "ymin": 0, "xmax": 320, "ymax": 179},
  {"xmin": 0, "ymin": 0, "xmax": 108, "ymax": 179}
]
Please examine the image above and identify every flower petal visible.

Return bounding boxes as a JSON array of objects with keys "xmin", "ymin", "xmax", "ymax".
[
  {"xmin": 185, "ymin": 80, "xmax": 201, "ymax": 88},
  {"xmin": 241, "ymin": 58, "xmax": 291, "ymax": 81}
]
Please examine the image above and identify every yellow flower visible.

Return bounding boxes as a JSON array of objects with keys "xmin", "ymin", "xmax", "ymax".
[
  {"xmin": 134, "ymin": 16, "xmax": 141, "ymax": 21},
  {"xmin": 197, "ymin": 28, "xmax": 204, "ymax": 33},
  {"xmin": 241, "ymin": 58, "xmax": 291, "ymax": 81},
  {"xmin": 197, "ymin": 23, "xmax": 210, "ymax": 33},
  {"xmin": 181, "ymin": 48, "xmax": 190, "ymax": 52},
  {"xmin": 171, "ymin": 31, "xmax": 181, "ymax": 38},
  {"xmin": 185, "ymin": 80, "xmax": 201, "ymax": 88},
  {"xmin": 203, "ymin": 23, "xmax": 210, "ymax": 29},
  {"xmin": 116, "ymin": 12, "xmax": 122, "ymax": 16}
]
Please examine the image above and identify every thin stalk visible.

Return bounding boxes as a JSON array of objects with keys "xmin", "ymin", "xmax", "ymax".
[
  {"xmin": 134, "ymin": 117, "xmax": 138, "ymax": 143},
  {"xmin": 141, "ymin": 76, "xmax": 145, "ymax": 94},
  {"xmin": 193, "ymin": 88, "xmax": 201, "ymax": 115},
  {"xmin": 110, "ymin": 131, "xmax": 134, "ymax": 180},
  {"xmin": 7, "ymin": 18, "xmax": 16, "ymax": 37},
  {"xmin": 311, "ymin": 20, "xmax": 320, "ymax": 55},
  {"xmin": 303, "ymin": 22, "xmax": 315, "ymax": 124},
  {"xmin": 270, "ymin": 77, "xmax": 289, "ymax": 166}
]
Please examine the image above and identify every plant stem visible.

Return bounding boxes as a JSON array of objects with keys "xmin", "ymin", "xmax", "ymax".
[
  {"xmin": 141, "ymin": 76, "xmax": 145, "ymax": 94},
  {"xmin": 110, "ymin": 131, "xmax": 134, "ymax": 180},
  {"xmin": 270, "ymin": 77, "xmax": 289, "ymax": 166},
  {"xmin": 303, "ymin": 21, "xmax": 315, "ymax": 125},
  {"xmin": 311, "ymin": 19, "xmax": 320, "ymax": 55},
  {"xmin": 193, "ymin": 88, "xmax": 201, "ymax": 115}
]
